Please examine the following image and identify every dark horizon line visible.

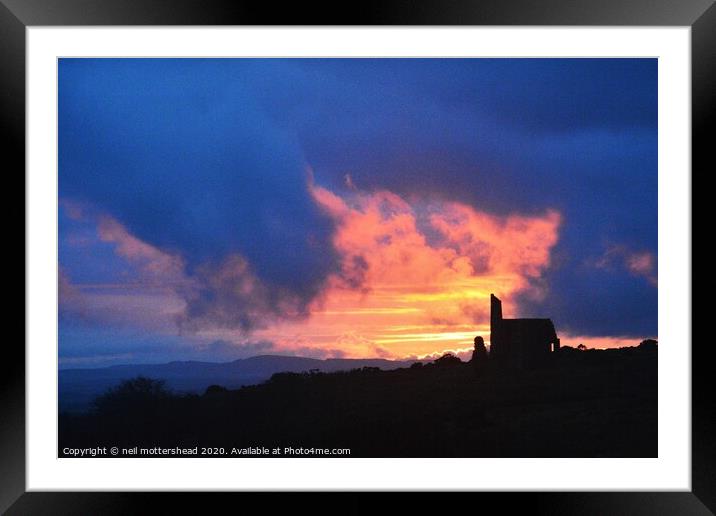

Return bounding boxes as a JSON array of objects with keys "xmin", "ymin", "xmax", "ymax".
[
  {"xmin": 58, "ymin": 353, "xmax": 415, "ymax": 372},
  {"xmin": 58, "ymin": 342, "xmax": 656, "ymax": 372}
]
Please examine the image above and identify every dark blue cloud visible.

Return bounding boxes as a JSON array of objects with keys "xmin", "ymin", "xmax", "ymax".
[
  {"xmin": 59, "ymin": 58, "xmax": 657, "ymax": 339},
  {"xmin": 518, "ymin": 265, "xmax": 658, "ymax": 337},
  {"xmin": 250, "ymin": 58, "xmax": 658, "ymax": 337},
  {"xmin": 59, "ymin": 59, "xmax": 338, "ymax": 307}
]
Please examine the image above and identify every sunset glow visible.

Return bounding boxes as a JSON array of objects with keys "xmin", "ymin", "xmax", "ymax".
[
  {"xmin": 58, "ymin": 58, "xmax": 657, "ymax": 366},
  {"xmin": 59, "ymin": 176, "xmax": 654, "ymax": 361},
  {"xmin": 245, "ymin": 179, "xmax": 563, "ymax": 358}
]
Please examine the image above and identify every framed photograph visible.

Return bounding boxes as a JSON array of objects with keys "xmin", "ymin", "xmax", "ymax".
[{"xmin": 4, "ymin": 0, "xmax": 711, "ymax": 512}]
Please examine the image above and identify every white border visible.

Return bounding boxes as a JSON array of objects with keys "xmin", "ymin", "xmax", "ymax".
[{"xmin": 27, "ymin": 27, "xmax": 691, "ymax": 491}]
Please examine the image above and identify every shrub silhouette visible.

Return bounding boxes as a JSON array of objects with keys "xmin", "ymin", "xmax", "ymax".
[
  {"xmin": 433, "ymin": 353, "xmax": 462, "ymax": 367},
  {"xmin": 93, "ymin": 376, "xmax": 171, "ymax": 415}
]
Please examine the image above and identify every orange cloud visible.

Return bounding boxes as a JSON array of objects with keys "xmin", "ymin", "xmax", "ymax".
[
  {"xmin": 62, "ymin": 188, "xmax": 564, "ymax": 359},
  {"xmin": 253, "ymin": 181, "xmax": 562, "ymax": 359}
]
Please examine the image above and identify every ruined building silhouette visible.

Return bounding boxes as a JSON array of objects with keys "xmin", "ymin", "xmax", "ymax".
[
  {"xmin": 471, "ymin": 336, "xmax": 488, "ymax": 374},
  {"xmin": 489, "ymin": 294, "xmax": 560, "ymax": 367}
]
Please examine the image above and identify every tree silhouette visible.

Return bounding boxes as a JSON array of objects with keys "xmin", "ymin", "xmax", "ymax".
[
  {"xmin": 638, "ymin": 339, "xmax": 657, "ymax": 351},
  {"xmin": 205, "ymin": 384, "xmax": 229, "ymax": 395},
  {"xmin": 93, "ymin": 376, "xmax": 171, "ymax": 415}
]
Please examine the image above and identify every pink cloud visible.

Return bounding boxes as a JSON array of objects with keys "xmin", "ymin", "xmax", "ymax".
[
  {"xmin": 97, "ymin": 216, "xmax": 185, "ymax": 283},
  {"xmin": 594, "ymin": 244, "xmax": 657, "ymax": 286}
]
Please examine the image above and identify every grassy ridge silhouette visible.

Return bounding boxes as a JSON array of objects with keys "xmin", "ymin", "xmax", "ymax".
[{"xmin": 59, "ymin": 344, "xmax": 657, "ymax": 457}]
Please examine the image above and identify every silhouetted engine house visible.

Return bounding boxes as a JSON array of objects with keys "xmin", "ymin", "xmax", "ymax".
[{"xmin": 489, "ymin": 294, "xmax": 560, "ymax": 367}]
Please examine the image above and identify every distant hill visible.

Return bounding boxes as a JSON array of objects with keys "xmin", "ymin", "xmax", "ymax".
[{"xmin": 59, "ymin": 355, "xmax": 413, "ymax": 413}]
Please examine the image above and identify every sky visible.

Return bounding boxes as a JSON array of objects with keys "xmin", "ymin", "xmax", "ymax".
[{"xmin": 58, "ymin": 58, "xmax": 658, "ymax": 367}]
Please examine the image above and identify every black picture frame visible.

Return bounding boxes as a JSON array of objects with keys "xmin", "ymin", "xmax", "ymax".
[{"xmin": 3, "ymin": 0, "xmax": 712, "ymax": 513}]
